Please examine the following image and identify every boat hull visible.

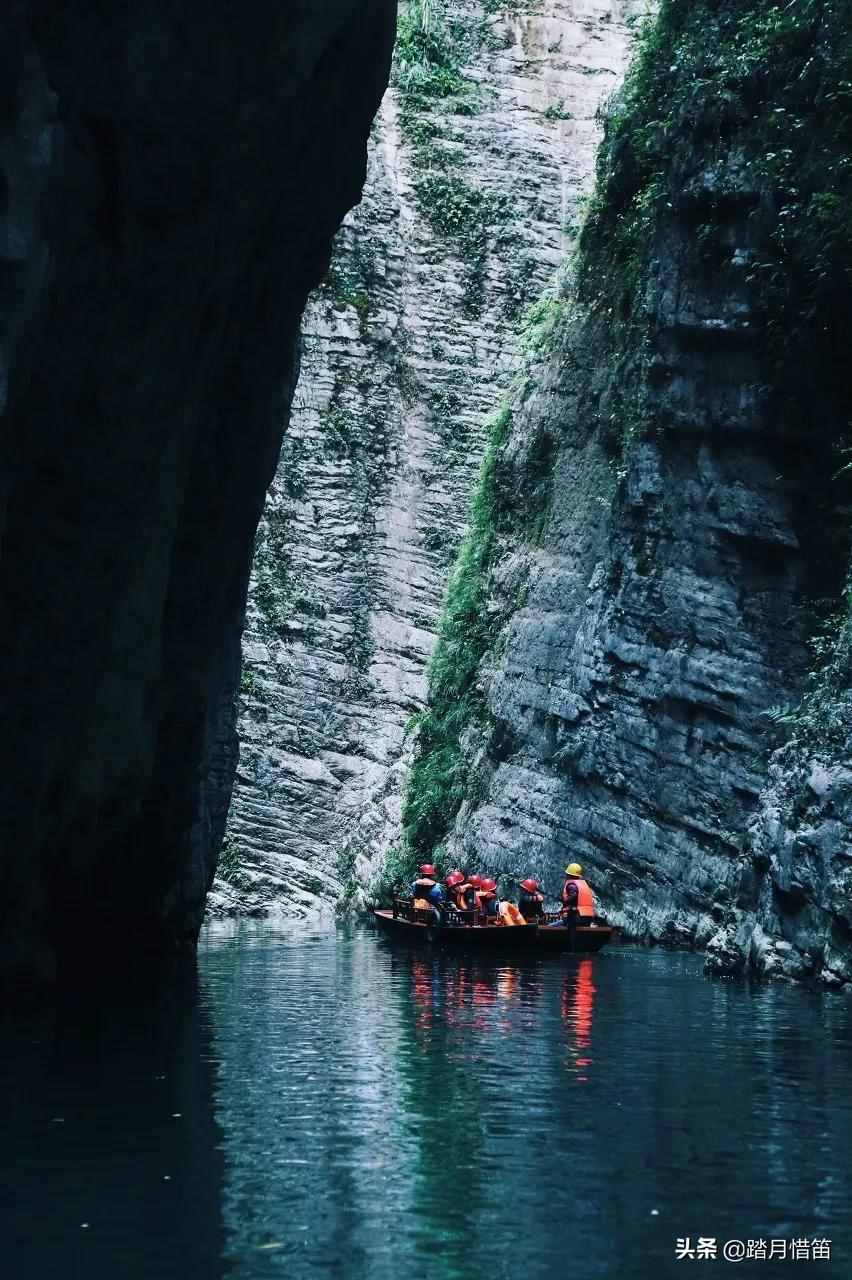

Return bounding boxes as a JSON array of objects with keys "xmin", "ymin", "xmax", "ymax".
[
  {"xmin": 371, "ymin": 909, "xmax": 615, "ymax": 953},
  {"xmin": 372, "ymin": 909, "xmax": 537, "ymax": 948}
]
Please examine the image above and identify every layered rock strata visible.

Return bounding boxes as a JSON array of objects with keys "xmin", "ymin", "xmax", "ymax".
[
  {"xmin": 216, "ymin": 0, "xmax": 646, "ymax": 918},
  {"xmin": 0, "ymin": 1, "xmax": 395, "ymax": 995},
  {"xmin": 407, "ymin": 0, "xmax": 852, "ymax": 983}
]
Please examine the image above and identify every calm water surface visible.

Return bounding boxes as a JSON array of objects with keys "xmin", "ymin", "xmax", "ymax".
[{"xmin": 2, "ymin": 925, "xmax": 851, "ymax": 1280}]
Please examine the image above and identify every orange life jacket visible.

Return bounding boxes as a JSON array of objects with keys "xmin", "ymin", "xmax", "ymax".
[
  {"xmin": 498, "ymin": 901, "xmax": 526, "ymax": 926},
  {"xmin": 454, "ymin": 882, "xmax": 475, "ymax": 910},
  {"xmin": 562, "ymin": 877, "xmax": 595, "ymax": 919}
]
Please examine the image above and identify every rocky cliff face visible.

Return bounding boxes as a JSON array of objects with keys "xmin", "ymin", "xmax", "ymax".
[
  {"xmin": 404, "ymin": 0, "xmax": 852, "ymax": 984},
  {"xmin": 0, "ymin": 1, "xmax": 395, "ymax": 996},
  {"xmin": 215, "ymin": 0, "xmax": 646, "ymax": 919}
]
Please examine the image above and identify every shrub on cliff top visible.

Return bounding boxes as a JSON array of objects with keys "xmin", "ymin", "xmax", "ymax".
[
  {"xmin": 581, "ymin": 0, "xmax": 852, "ymax": 346},
  {"xmin": 393, "ymin": 0, "xmax": 467, "ymax": 99}
]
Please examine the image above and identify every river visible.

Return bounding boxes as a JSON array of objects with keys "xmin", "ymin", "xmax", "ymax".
[{"xmin": 1, "ymin": 926, "xmax": 850, "ymax": 1279}]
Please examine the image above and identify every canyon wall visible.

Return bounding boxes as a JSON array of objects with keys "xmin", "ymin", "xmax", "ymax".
[
  {"xmin": 404, "ymin": 0, "xmax": 852, "ymax": 984},
  {"xmin": 216, "ymin": 0, "xmax": 646, "ymax": 919},
  {"xmin": 0, "ymin": 0, "xmax": 395, "ymax": 996}
]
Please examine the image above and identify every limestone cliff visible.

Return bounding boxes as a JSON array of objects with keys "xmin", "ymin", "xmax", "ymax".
[
  {"xmin": 402, "ymin": 0, "xmax": 852, "ymax": 983},
  {"xmin": 0, "ymin": 1, "xmax": 395, "ymax": 996},
  {"xmin": 215, "ymin": 0, "xmax": 646, "ymax": 919}
]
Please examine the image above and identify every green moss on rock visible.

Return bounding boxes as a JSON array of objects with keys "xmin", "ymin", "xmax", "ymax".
[{"xmin": 402, "ymin": 403, "xmax": 513, "ymax": 855}]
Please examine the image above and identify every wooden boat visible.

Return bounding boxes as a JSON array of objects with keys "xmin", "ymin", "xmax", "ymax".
[
  {"xmin": 372, "ymin": 902, "xmax": 537, "ymax": 948},
  {"xmin": 372, "ymin": 900, "xmax": 615, "ymax": 953}
]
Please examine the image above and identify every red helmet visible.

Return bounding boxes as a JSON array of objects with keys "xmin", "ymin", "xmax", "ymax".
[
  {"xmin": 417, "ymin": 864, "xmax": 437, "ymax": 877},
  {"xmin": 479, "ymin": 877, "xmax": 497, "ymax": 893},
  {"xmin": 444, "ymin": 870, "xmax": 465, "ymax": 888},
  {"xmin": 519, "ymin": 878, "xmax": 540, "ymax": 893},
  {"xmin": 468, "ymin": 874, "xmax": 483, "ymax": 888}
]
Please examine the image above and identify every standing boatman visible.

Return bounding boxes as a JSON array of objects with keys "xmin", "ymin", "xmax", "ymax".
[{"xmin": 559, "ymin": 863, "xmax": 595, "ymax": 925}]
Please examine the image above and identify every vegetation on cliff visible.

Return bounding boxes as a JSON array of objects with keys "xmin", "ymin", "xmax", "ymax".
[
  {"xmin": 392, "ymin": 0, "xmax": 542, "ymax": 317},
  {"xmin": 580, "ymin": 0, "xmax": 852, "ymax": 411},
  {"xmin": 401, "ymin": 403, "xmax": 512, "ymax": 862}
]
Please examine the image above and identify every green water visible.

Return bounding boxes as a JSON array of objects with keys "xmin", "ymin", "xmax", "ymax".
[{"xmin": 2, "ymin": 925, "xmax": 850, "ymax": 1279}]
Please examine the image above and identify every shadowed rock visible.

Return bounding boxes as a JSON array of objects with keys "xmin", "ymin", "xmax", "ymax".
[{"xmin": 0, "ymin": 0, "xmax": 396, "ymax": 998}]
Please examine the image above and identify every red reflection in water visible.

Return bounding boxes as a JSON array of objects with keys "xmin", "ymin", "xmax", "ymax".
[
  {"xmin": 471, "ymin": 978, "xmax": 497, "ymax": 1008},
  {"xmin": 411, "ymin": 959, "xmax": 433, "ymax": 1031},
  {"xmin": 561, "ymin": 958, "xmax": 596, "ymax": 1081},
  {"xmin": 409, "ymin": 961, "xmax": 535, "ymax": 1034}
]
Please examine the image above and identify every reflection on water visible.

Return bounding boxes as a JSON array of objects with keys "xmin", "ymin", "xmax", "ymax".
[
  {"xmin": 2, "ymin": 926, "xmax": 852, "ymax": 1280},
  {"xmin": 201, "ymin": 929, "xmax": 852, "ymax": 1280},
  {"xmin": 563, "ymin": 957, "xmax": 595, "ymax": 1079}
]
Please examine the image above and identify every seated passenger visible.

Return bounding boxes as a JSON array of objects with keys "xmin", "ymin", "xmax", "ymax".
[
  {"xmin": 426, "ymin": 881, "xmax": 445, "ymax": 916},
  {"xmin": 455, "ymin": 874, "xmax": 478, "ymax": 912},
  {"xmin": 411, "ymin": 863, "xmax": 439, "ymax": 908},
  {"xmin": 477, "ymin": 878, "xmax": 499, "ymax": 919},
  {"xmin": 461, "ymin": 875, "xmax": 484, "ymax": 917},
  {"xmin": 518, "ymin": 878, "xmax": 545, "ymax": 920},
  {"xmin": 443, "ymin": 869, "xmax": 466, "ymax": 910}
]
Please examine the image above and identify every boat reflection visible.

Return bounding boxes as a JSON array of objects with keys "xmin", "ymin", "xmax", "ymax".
[
  {"xmin": 561, "ymin": 958, "xmax": 596, "ymax": 1081},
  {"xmin": 408, "ymin": 956, "xmax": 544, "ymax": 1034},
  {"xmin": 410, "ymin": 957, "xmax": 436, "ymax": 1031},
  {"xmin": 407, "ymin": 951, "xmax": 596, "ymax": 1075}
]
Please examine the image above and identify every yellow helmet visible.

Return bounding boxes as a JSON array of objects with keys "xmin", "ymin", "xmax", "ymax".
[{"xmin": 564, "ymin": 863, "xmax": 583, "ymax": 876}]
